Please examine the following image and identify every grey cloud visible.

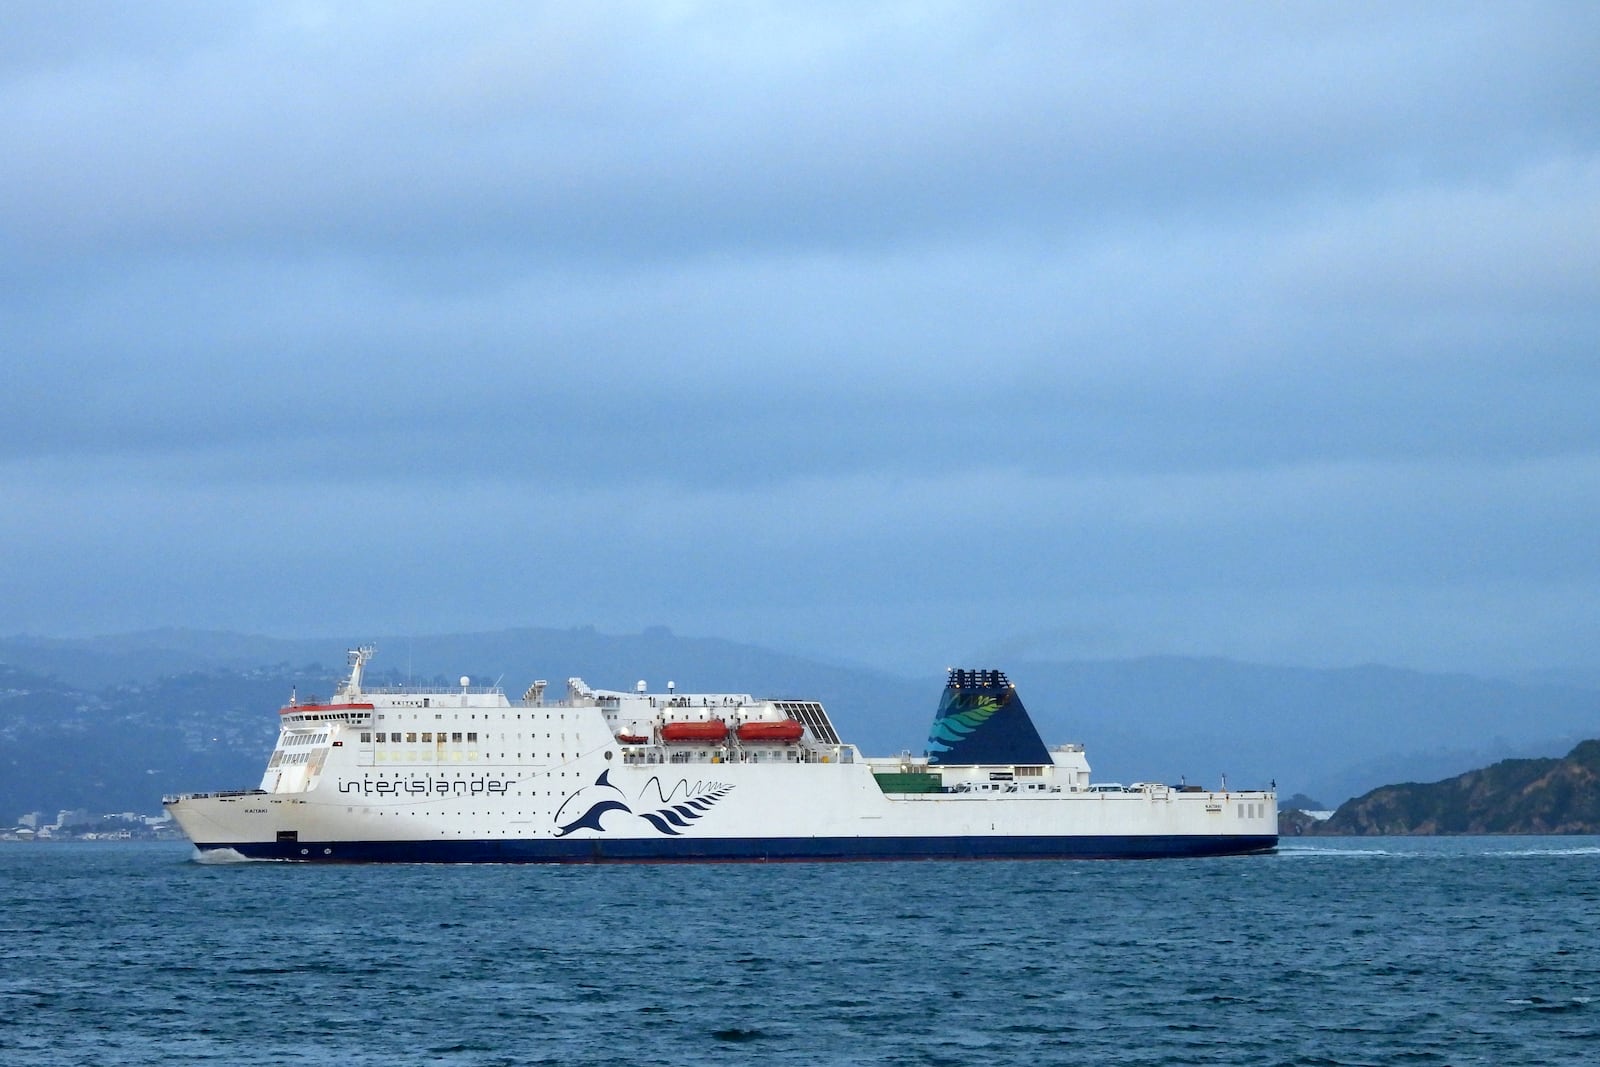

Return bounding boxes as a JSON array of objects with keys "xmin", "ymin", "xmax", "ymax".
[
  {"xmin": 3, "ymin": 2, "xmax": 1597, "ymax": 674},
  {"xmin": 5, "ymin": 3, "xmax": 1597, "ymax": 266}
]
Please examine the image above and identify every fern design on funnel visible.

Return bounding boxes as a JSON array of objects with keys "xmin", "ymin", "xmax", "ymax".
[{"xmin": 928, "ymin": 694, "xmax": 1002, "ymax": 754}]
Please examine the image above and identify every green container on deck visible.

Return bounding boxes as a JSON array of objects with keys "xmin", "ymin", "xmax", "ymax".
[{"xmin": 873, "ymin": 772, "xmax": 943, "ymax": 794}]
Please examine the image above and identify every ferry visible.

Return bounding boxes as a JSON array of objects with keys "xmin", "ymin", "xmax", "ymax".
[{"xmin": 164, "ymin": 647, "xmax": 1277, "ymax": 862}]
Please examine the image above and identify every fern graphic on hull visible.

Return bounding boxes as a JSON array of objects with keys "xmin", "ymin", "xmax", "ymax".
[{"xmin": 553, "ymin": 770, "xmax": 734, "ymax": 837}]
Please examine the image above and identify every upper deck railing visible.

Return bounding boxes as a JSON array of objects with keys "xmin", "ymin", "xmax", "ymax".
[{"xmin": 359, "ymin": 684, "xmax": 506, "ymax": 697}]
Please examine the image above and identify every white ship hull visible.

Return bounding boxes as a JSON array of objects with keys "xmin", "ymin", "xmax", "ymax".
[{"xmin": 165, "ymin": 651, "xmax": 1277, "ymax": 862}]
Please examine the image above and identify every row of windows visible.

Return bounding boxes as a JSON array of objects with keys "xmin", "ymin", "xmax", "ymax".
[
  {"xmin": 373, "ymin": 752, "xmax": 575, "ymax": 762},
  {"xmin": 375, "ymin": 711, "xmax": 573, "ymax": 722},
  {"xmin": 357, "ymin": 732, "xmax": 588, "ymax": 744},
  {"xmin": 1238, "ymin": 803, "xmax": 1267, "ymax": 819},
  {"xmin": 357, "ymin": 770, "xmax": 577, "ymax": 779}
]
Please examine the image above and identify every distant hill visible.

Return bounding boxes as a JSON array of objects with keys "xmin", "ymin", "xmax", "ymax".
[
  {"xmin": 0, "ymin": 627, "xmax": 930, "ymax": 747},
  {"xmin": 0, "ymin": 661, "xmax": 323, "ymax": 819},
  {"xmin": 0, "ymin": 628, "xmax": 930, "ymax": 816},
  {"xmin": 1319, "ymin": 741, "xmax": 1600, "ymax": 834},
  {"xmin": 3, "ymin": 628, "xmax": 1599, "ymax": 816},
  {"xmin": 1005, "ymin": 657, "xmax": 1600, "ymax": 807}
]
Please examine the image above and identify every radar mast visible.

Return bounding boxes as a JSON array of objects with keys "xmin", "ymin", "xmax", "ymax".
[{"xmin": 339, "ymin": 646, "xmax": 376, "ymax": 699}]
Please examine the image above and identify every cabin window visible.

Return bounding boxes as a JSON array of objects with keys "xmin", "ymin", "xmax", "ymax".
[
  {"xmin": 467, "ymin": 733, "xmax": 478, "ymax": 742},
  {"xmin": 406, "ymin": 732, "xmax": 417, "ymax": 743},
  {"xmin": 360, "ymin": 733, "xmax": 371, "ymax": 743},
  {"xmin": 421, "ymin": 732, "xmax": 433, "ymax": 742},
  {"xmin": 452, "ymin": 732, "xmax": 463, "ymax": 742}
]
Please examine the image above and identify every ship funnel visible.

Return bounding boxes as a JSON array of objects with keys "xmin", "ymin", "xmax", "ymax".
[{"xmin": 926, "ymin": 668, "xmax": 1051, "ymax": 766}]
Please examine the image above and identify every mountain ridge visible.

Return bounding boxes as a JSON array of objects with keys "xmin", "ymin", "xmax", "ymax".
[
  {"xmin": 3, "ymin": 628, "xmax": 1597, "ymax": 817},
  {"xmin": 1317, "ymin": 741, "xmax": 1600, "ymax": 834}
]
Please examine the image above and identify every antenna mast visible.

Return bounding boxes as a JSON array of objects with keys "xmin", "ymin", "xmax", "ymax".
[{"xmin": 342, "ymin": 645, "xmax": 376, "ymax": 698}]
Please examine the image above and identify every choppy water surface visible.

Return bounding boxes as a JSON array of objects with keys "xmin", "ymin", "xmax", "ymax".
[{"xmin": 3, "ymin": 839, "xmax": 1599, "ymax": 1065}]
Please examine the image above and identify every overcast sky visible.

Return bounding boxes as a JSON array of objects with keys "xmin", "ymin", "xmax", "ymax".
[{"xmin": 3, "ymin": 1, "xmax": 1598, "ymax": 676}]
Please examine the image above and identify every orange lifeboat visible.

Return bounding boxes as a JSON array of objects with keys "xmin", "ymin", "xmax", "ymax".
[
  {"xmin": 660, "ymin": 719, "xmax": 729, "ymax": 743},
  {"xmin": 614, "ymin": 732, "xmax": 649, "ymax": 745},
  {"xmin": 736, "ymin": 718, "xmax": 804, "ymax": 743}
]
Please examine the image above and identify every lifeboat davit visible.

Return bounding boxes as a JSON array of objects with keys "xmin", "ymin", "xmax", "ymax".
[
  {"xmin": 660, "ymin": 719, "xmax": 729, "ymax": 743},
  {"xmin": 736, "ymin": 718, "xmax": 804, "ymax": 743}
]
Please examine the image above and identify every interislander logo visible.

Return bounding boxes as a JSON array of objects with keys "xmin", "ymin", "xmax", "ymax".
[
  {"xmin": 338, "ymin": 774, "xmax": 514, "ymax": 797},
  {"xmin": 553, "ymin": 770, "xmax": 733, "ymax": 837}
]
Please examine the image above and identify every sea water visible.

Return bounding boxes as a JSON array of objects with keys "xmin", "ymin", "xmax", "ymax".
[{"xmin": 3, "ymin": 839, "xmax": 1599, "ymax": 1066}]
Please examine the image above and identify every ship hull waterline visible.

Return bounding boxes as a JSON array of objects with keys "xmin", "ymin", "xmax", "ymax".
[{"xmin": 193, "ymin": 834, "xmax": 1277, "ymax": 864}]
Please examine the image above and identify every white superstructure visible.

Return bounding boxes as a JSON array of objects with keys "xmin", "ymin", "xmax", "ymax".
[{"xmin": 165, "ymin": 647, "xmax": 1277, "ymax": 862}]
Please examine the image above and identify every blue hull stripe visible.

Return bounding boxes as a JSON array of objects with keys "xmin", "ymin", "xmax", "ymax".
[{"xmin": 203, "ymin": 834, "xmax": 1278, "ymax": 863}]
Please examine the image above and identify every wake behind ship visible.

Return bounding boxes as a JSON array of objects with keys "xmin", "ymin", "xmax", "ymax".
[{"xmin": 164, "ymin": 648, "xmax": 1277, "ymax": 862}]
